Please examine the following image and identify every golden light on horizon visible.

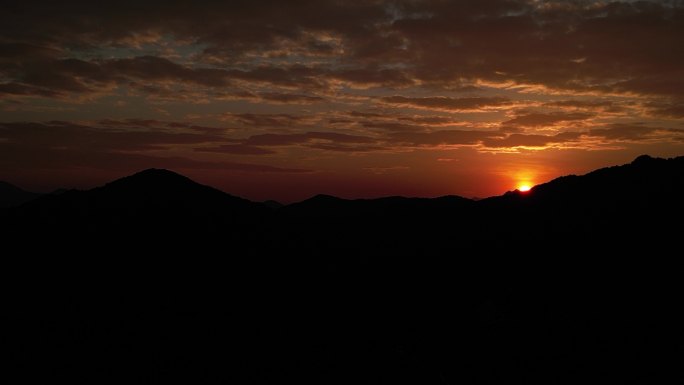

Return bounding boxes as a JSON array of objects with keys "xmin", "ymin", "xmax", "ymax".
[{"xmin": 511, "ymin": 170, "xmax": 536, "ymax": 193}]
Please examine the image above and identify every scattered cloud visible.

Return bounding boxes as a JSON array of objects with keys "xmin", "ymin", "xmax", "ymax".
[
  {"xmin": 381, "ymin": 96, "xmax": 511, "ymax": 112},
  {"xmin": 243, "ymin": 131, "xmax": 377, "ymax": 146},
  {"xmin": 646, "ymin": 103, "xmax": 684, "ymax": 119},
  {"xmin": 389, "ymin": 130, "xmax": 491, "ymax": 146},
  {"xmin": 222, "ymin": 113, "xmax": 310, "ymax": 127},
  {"xmin": 482, "ymin": 132, "xmax": 582, "ymax": 148},
  {"xmin": 587, "ymin": 123, "xmax": 659, "ymax": 141},
  {"xmin": 195, "ymin": 144, "xmax": 275, "ymax": 155},
  {"xmin": 503, "ymin": 112, "xmax": 594, "ymax": 127},
  {"xmin": 257, "ymin": 92, "xmax": 325, "ymax": 104},
  {"xmin": 1, "ymin": 1, "xmax": 683, "ymax": 100},
  {"xmin": 1, "ymin": 1, "xmax": 683, "ymax": 198},
  {"xmin": 544, "ymin": 100, "xmax": 624, "ymax": 113},
  {"xmin": 0, "ymin": 120, "xmax": 307, "ymax": 172},
  {"xmin": 0, "ymin": 121, "xmax": 225, "ymax": 151}
]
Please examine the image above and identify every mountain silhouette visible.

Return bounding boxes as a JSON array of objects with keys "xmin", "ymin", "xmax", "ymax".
[
  {"xmin": 484, "ymin": 154, "xmax": 683, "ymax": 206},
  {"xmin": 3, "ymin": 156, "xmax": 683, "ymax": 251},
  {"xmin": 473, "ymin": 154, "xmax": 684, "ymax": 245},
  {"xmin": 67, "ymin": 168, "xmax": 258, "ymax": 209},
  {"xmin": 4, "ymin": 155, "xmax": 684, "ymax": 385},
  {"xmin": 7, "ymin": 168, "xmax": 270, "ymax": 238},
  {"xmin": 0, "ymin": 181, "xmax": 41, "ymax": 208}
]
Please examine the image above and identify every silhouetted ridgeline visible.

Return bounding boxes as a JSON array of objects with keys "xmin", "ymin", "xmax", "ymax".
[
  {"xmin": 0, "ymin": 181, "xmax": 41, "ymax": 208},
  {"xmin": 4, "ymin": 155, "xmax": 684, "ymax": 384},
  {"xmin": 3, "ymin": 155, "xmax": 682, "ymax": 253}
]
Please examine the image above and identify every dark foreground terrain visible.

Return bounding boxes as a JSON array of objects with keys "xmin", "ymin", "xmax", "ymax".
[{"xmin": 3, "ymin": 155, "xmax": 683, "ymax": 384}]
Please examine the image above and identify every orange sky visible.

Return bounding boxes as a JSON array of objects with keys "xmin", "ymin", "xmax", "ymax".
[{"xmin": 1, "ymin": 1, "xmax": 683, "ymax": 202}]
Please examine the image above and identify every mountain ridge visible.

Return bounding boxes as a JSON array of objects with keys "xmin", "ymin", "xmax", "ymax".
[
  {"xmin": 2, "ymin": 154, "xmax": 682, "ymax": 251},
  {"xmin": 0, "ymin": 181, "xmax": 42, "ymax": 208},
  {"xmin": 4, "ymin": 155, "xmax": 682, "ymax": 210}
]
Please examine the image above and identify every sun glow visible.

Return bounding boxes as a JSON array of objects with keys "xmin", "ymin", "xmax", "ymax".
[{"xmin": 518, "ymin": 184, "xmax": 532, "ymax": 192}]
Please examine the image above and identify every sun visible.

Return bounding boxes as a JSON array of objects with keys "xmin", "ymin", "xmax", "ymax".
[{"xmin": 511, "ymin": 170, "xmax": 537, "ymax": 193}]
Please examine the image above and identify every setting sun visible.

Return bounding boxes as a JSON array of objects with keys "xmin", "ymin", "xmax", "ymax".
[{"xmin": 518, "ymin": 184, "xmax": 532, "ymax": 192}]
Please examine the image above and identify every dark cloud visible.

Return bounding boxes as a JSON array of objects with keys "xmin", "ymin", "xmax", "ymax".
[
  {"xmin": 105, "ymin": 56, "xmax": 231, "ymax": 87},
  {"xmin": 388, "ymin": 129, "xmax": 586, "ymax": 149},
  {"xmin": 503, "ymin": 112, "xmax": 593, "ymax": 127},
  {"xmin": 0, "ymin": 43, "xmax": 60, "ymax": 62},
  {"xmin": 308, "ymin": 143, "xmax": 386, "ymax": 153},
  {"xmin": 226, "ymin": 65, "xmax": 327, "ymax": 89},
  {"xmin": 0, "ymin": 53, "xmax": 330, "ymax": 100},
  {"xmin": 98, "ymin": 118, "xmax": 161, "ymax": 128},
  {"xmin": 0, "ymin": 121, "xmax": 224, "ymax": 151},
  {"xmin": 224, "ymin": 113, "xmax": 309, "ymax": 128},
  {"xmin": 327, "ymin": 118, "xmax": 354, "ymax": 124},
  {"xmin": 397, "ymin": 116, "xmax": 456, "ymax": 125},
  {"xmin": 1, "ymin": 0, "xmax": 684, "ymax": 189},
  {"xmin": 587, "ymin": 124, "xmax": 659, "ymax": 140},
  {"xmin": 482, "ymin": 132, "xmax": 582, "ymax": 148},
  {"xmin": 0, "ymin": 121, "xmax": 309, "ymax": 173},
  {"xmin": 608, "ymin": 75, "xmax": 684, "ymax": 97},
  {"xmin": 647, "ymin": 104, "xmax": 684, "ymax": 119},
  {"xmin": 0, "ymin": 145, "xmax": 306, "ymax": 172},
  {"xmin": 544, "ymin": 100, "xmax": 617, "ymax": 110},
  {"xmin": 257, "ymin": 92, "xmax": 325, "ymax": 104},
  {"xmin": 213, "ymin": 162, "xmax": 309, "ymax": 173},
  {"xmin": 349, "ymin": 111, "xmax": 384, "ymax": 118},
  {"xmin": 332, "ymin": 68, "xmax": 414, "ymax": 87},
  {"xmin": 195, "ymin": 144, "xmax": 275, "ymax": 155},
  {"xmin": 362, "ymin": 121, "xmax": 425, "ymax": 132},
  {"xmin": 244, "ymin": 131, "xmax": 376, "ymax": 146},
  {"xmin": 2, "ymin": 1, "xmax": 683, "ymax": 100},
  {"xmin": 388, "ymin": 130, "xmax": 491, "ymax": 146},
  {"xmin": 0, "ymin": 82, "xmax": 62, "ymax": 98},
  {"xmin": 392, "ymin": 1, "xmax": 684, "ymax": 96},
  {"xmin": 347, "ymin": 111, "xmax": 457, "ymax": 128},
  {"xmin": 98, "ymin": 119, "xmax": 227, "ymax": 133},
  {"xmin": 583, "ymin": 123, "xmax": 684, "ymax": 143},
  {"xmin": 381, "ymin": 96, "xmax": 511, "ymax": 111}
]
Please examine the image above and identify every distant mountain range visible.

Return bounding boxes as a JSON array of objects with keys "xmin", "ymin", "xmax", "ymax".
[
  {"xmin": 3, "ymin": 154, "xmax": 683, "ymax": 250},
  {"xmin": 4, "ymin": 155, "xmax": 684, "ymax": 385}
]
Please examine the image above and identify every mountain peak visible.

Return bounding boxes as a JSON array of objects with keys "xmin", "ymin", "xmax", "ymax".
[
  {"xmin": 87, "ymin": 168, "xmax": 241, "ymax": 207},
  {"xmin": 129, "ymin": 168, "xmax": 190, "ymax": 181},
  {"xmin": 631, "ymin": 154, "xmax": 655, "ymax": 165},
  {"xmin": 103, "ymin": 168, "xmax": 195, "ymax": 192},
  {"xmin": 14, "ymin": 168, "xmax": 264, "ymax": 219},
  {"xmin": 0, "ymin": 181, "xmax": 25, "ymax": 193}
]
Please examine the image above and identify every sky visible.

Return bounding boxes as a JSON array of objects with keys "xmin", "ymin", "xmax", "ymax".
[{"xmin": 1, "ymin": 0, "xmax": 683, "ymax": 202}]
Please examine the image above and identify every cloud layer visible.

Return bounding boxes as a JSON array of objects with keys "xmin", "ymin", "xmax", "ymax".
[{"xmin": 1, "ymin": 1, "xmax": 683, "ymax": 200}]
